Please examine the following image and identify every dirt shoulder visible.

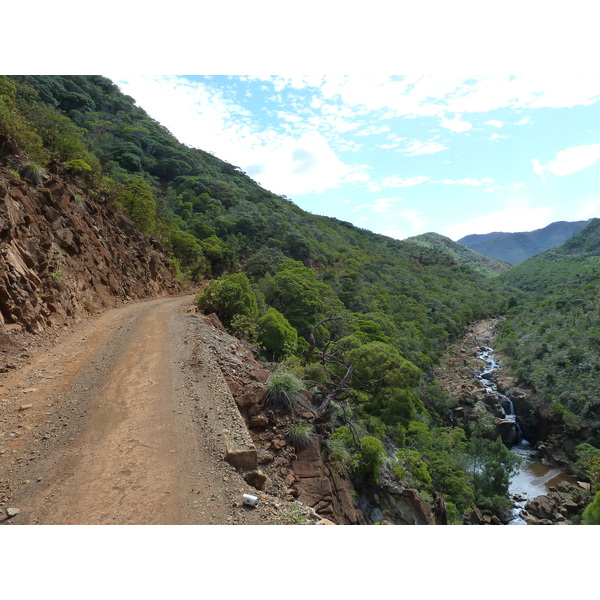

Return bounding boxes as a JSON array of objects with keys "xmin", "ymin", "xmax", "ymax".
[{"xmin": 0, "ymin": 296, "xmax": 319, "ymax": 525}]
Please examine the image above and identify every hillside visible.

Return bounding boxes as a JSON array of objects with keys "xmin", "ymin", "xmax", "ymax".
[
  {"xmin": 458, "ymin": 220, "xmax": 591, "ymax": 264},
  {"xmin": 495, "ymin": 218, "xmax": 600, "ymax": 469},
  {"xmin": 7, "ymin": 74, "xmax": 597, "ymax": 525},
  {"xmin": 406, "ymin": 232, "xmax": 509, "ymax": 276}
]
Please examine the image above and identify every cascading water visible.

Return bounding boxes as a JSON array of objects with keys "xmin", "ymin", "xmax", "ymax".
[{"xmin": 475, "ymin": 344, "xmax": 572, "ymax": 525}]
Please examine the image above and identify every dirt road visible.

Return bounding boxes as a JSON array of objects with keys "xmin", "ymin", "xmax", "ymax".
[{"xmin": 0, "ymin": 296, "xmax": 302, "ymax": 525}]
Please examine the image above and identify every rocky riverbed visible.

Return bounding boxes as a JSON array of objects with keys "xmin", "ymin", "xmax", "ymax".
[{"xmin": 436, "ymin": 319, "xmax": 591, "ymax": 524}]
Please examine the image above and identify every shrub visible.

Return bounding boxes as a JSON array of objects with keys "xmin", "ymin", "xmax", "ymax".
[
  {"xmin": 327, "ymin": 437, "xmax": 352, "ymax": 467},
  {"xmin": 353, "ymin": 436, "xmax": 386, "ymax": 485},
  {"xmin": 286, "ymin": 423, "xmax": 315, "ymax": 450},
  {"xmin": 20, "ymin": 162, "xmax": 46, "ymax": 186},
  {"xmin": 195, "ymin": 272, "xmax": 258, "ymax": 330},
  {"xmin": 256, "ymin": 307, "xmax": 298, "ymax": 360},
  {"xmin": 582, "ymin": 492, "xmax": 600, "ymax": 525},
  {"xmin": 66, "ymin": 158, "xmax": 92, "ymax": 173},
  {"xmin": 266, "ymin": 368, "xmax": 304, "ymax": 410}
]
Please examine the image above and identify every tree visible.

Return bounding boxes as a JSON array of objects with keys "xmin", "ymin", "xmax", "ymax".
[
  {"xmin": 256, "ymin": 308, "xmax": 298, "ymax": 360},
  {"xmin": 353, "ymin": 436, "xmax": 386, "ymax": 485},
  {"xmin": 468, "ymin": 436, "xmax": 521, "ymax": 519},
  {"xmin": 582, "ymin": 492, "xmax": 600, "ymax": 525},
  {"xmin": 118, "ymin": 175, "xmax": 157, "ymax": 234}
]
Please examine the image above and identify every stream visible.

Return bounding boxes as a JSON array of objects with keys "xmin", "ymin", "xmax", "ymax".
[{"xmin": 475, "ymin": 345, "xmax": 575, "ymax": 525}]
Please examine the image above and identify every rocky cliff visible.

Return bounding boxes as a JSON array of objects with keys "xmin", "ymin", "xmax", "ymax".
[{"xmin": 0, "ymin": 164, "xmax": 181, "ymax": 336}]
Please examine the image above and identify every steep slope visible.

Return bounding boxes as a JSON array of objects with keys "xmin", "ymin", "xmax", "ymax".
[
  {"xmin": 495, "ymin": 218, "xmax": 600, "ymax": 464},
  {"xmin": 458, "ymin": 220, "xmax": 591, "ymax": 264},
  {"xmin": 0, "ymin": 164, "xmax": 181, "ymax": 335},
  {"xmin": 406, "ymin": 232, "xmax": 509, "ymax": 276}
]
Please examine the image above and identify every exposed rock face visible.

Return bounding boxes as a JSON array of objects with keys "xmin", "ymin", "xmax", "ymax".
[
  {"xmin": 196, "ymin": 314, "xmax": 364, "ymax": 525},
  {"xmin": 359, "ymin": 479, "xmax": 434, "ymax": 525},
  {"xmin": 0, "ymin": 167, "xmax": 181, "ymax": 333}
]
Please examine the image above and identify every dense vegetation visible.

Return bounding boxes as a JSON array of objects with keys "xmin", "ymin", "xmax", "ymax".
[
  {"xmin": 406, "ymin": 232, "xmax": 509, "ymax": 276},
  {"xmin": 496, "ymin": 219, "xmax": 600, "ymax": 464},
  {"xmin": 3, "ymin": 74, "xmax": 597, "ymax": 523}
]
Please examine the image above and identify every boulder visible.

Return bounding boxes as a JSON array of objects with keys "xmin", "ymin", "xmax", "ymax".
[{"xmin": 525, "ymin": 495, "xmax": 557, "ymax": 520}]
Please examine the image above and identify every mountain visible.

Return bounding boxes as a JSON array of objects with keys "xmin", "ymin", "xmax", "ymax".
[
  {"xmin": 458, "ymin": 220, "xmax": 591, "ymax": 264},
  {"xmin": 406, "ymin": 232, "xmax": 510, "ymax": 276}
]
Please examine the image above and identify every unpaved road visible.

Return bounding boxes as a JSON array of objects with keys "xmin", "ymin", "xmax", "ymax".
[{"xmin": 0, "ymin": 296, "xmax": 300, "ymax": 525}]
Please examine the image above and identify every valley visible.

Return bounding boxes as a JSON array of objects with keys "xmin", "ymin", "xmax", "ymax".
[{"xmin": 1, "ymin": 74, "xmax": 599, "ymax": 526}]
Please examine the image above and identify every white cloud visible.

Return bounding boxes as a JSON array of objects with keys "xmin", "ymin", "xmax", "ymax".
[
  {"xmin": 110, "ymin": 75, "xmax": 362, "ymax": 196},
  {"xmin": 443, "ymin": 206, "xmax": 554, "ymax": 240},
  {"xmin": 440, "ymin": 115, "xmax": 472, "ymax": 133},
  {"xmin": 489, "ymin": 133, "xmax": 509, "ymax": 141},
  {"xmin": 381, "ymin": 175, "xmax": 431, "ymax": 188},
  {"xmin": 534, "ymin": 144, "xmax": 600, "ymax": 178},
  {"xmin": 485, "ymin": 120, "xmax": 504, "ymax": 128},
  {"xmin": 403, "ymin": 140, "xmax": 448, "ymax": 156},
  {"xmin": 355, "ymin": 125, "xmax": 391, "ymax": 137},
  {"xmin": 438, "ymin": 177, "xmax": 494, "ymax": 187},
  {"xmin": 355, "ymin": 197, "xmax": 404, "ymax": 213}
]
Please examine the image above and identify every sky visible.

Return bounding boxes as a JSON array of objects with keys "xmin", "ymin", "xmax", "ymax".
[{"xmin": 108, "ymin": 74, "xmax": 600, "ymax": 241}]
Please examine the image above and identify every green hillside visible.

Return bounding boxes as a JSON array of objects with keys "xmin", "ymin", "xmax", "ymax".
[
  {"xmin": 407, "ymin": 232, "xmax": 509, "ymax": 276},
  {"xmin": 496, "ymin": 218, "xmax": 600, "ymax": 457}
]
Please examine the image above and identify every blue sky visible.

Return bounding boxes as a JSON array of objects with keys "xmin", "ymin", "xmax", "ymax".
[{"xmin": 108, "ymin": 74, "xmax": 600, "ymax": 241}]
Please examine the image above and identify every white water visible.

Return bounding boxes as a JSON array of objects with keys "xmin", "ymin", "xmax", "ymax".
[{"xmin": 475, "ymin": 345, "xmax": 572, "ymax": 525}]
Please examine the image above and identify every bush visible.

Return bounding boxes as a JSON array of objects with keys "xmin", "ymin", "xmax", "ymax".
[
  {"xmin": 266, "ymin": 369, "xmax": 304, "ymax": 411},
  {"xmin": 20, "ymin": 162, "xmax": 46, "ymax": 186},
  {"xmin": 196, "ymin": 272, "xmax": 258, "ymax": 330},
  {"xmin": 286, "ymin": 423, "xmax": 315, "ymax": 450},
  {"xmin": 582, "ymin": 492, "xmax": 600, "ymax": 524},
  {"xmin": 66, "ymin": 158, "xmax": 92, "ymax": 173},
  {"xmin": 256, "ymin": 308, "xmax": 298, "ymax": 360},
  {"xmin": 353, "ymin": 436, "xmax": 386, "ymax": 485}
]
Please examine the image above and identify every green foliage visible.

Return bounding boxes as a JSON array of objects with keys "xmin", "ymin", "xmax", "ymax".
[
  {"xmin": 468, "ymin": 436, "xmax": 521, "ymax": 519},
  {"xmin": 353, "ymin": 436, "xmax": 386, "ymax": 485},
  {"xmin": 19, "ymin": 162, "xmax": 46, "ymax": 186},
  {"xmin": 65, "ymin": 158, "xmax": 92, "ymax": 173},
  {"xmin": 195, "ymin": 273, "xmax": 258, "ymax": 329},
  {"xmin": 496, "ymin": 220, "xmax": 600, "ymax": 449},
  {"xmin": 256, "ymin": 308, "xmax": 298, "ymax": 360},
  {"xmin": 395, "ymin": 448, "xmax": 432, "ymax": 490},
  {"xmin": 573, "ymin": 443, "xmax": 600, "ymax": 492},
  {"xmin": 266, "ymin": 368, "xmax": 304, "ymax": 411},
  {"xmin": 117, "ymin": 175, "xmax": 157, "ymax": 234},
  {"xmin": 582, "ymin": 492, "xmax": 600, "ymax": 525},
  {"xmin": 286, "ymin": 423, "xmax": 315, "ymax": 450}
]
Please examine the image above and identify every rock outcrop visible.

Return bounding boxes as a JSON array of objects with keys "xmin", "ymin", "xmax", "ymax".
[
  {"xmin": 0, "ymin": 166, "xmax": 181, "ymax": 334},
  {"xmin": 521, "ymin": 483, "xmax": 590, "ymax": 524}
]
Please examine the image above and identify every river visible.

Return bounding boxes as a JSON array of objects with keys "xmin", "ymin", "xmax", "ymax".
[{"xmin": 475, "ymin": 344, "xmax": 576, "ymax": 524}]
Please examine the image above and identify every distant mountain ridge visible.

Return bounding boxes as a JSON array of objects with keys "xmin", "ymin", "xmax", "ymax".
[{"xmin": 458, "ymin": 220, "xmax": 592, "ymax": 264}]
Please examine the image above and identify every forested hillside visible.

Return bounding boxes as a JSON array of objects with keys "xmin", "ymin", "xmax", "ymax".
[
  {"xmin": 5, "ymin": 74, "xmax": 596, "ymax": 524},
  {"xmin": 496, "ymin": 219, "xmax": 600, "ymax": 481},
  {"xmin": 406, "ymin": 232, "xmax": 509, "ymax": 276}
]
